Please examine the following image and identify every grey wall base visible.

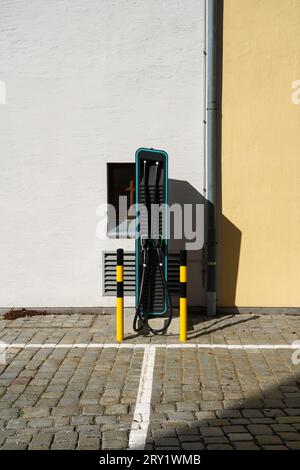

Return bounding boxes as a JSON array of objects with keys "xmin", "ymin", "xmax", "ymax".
[
  {"xmin": 207, "ymin": 292, "xmax": 217, "ymax": 317},
  {"xmin": 217, "ymin": 307, "xmax": 300, "ymax": 315},
  {"xmin": 0, "ymin": 306, "xmax": 299, "ymax": 316}
]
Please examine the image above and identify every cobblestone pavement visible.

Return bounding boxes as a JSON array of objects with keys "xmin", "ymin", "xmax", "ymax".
[{"xmin": 0, "ymin": 312, "xmax": 300, "ymax": 450}]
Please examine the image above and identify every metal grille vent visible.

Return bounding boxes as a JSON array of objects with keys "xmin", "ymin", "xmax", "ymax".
[{"xmin": 103, "ymin": 251, "xmax": 180, "ymax": 296}]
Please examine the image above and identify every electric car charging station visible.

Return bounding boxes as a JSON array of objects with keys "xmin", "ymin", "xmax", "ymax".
[
  {"xmin": 134, "ymin": 148, "xmax": 172, "ymax": 335},
  {"xmin": 116, "ymin": 148, "xmax": 187, "ymax": 340}
]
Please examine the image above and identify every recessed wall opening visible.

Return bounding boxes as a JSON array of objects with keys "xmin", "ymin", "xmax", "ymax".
[{"xmin": 107, "ymin": 163, "xmax": 135, "ymax": 238}]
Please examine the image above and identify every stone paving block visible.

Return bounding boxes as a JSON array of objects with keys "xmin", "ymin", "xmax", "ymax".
[
  {"xmin": 178, "ymin": 434, "xmax": 202, "ymax": 443},
  {"xmin": 285, "ymin": 408, "xmax": 300, "ymax": 416},
  {"xmin": 6, "ymin": 418, "xmax": 27, "ymax": 430},
  {"xmin": 207, "ymin": 444, "xmax": 233, "ymax": 450},
  {"xmin": 222, "ymin": 400, "xmax": 243, "ymax": 410},
  {"xmin": 242, "ymin": 409, "xmax": 263, "ymax": 418},
  {"xmin": 176, "ymin": 401, "xmax": 199, "ymax": 412},
  {"xmin": 284, "ymin": 398, "xmax": 300, "ymax": 407},
  {"xmin": 52, "ymin": 406, "xmax": 79, "ymax": 417},
  {"xmin": 200, "ymin": 401, "xmax": 223, "ymax": 411},
  {"xmin": 277, "ymin": 432, "xmax": 300, "ymax": 441},
  {"xmin": 77, "ymin": 436, "xmax": 101, "ymax": 450},
  {"xmin": 271, "ymin": 423, "xmax": 295, "ymax": 432},
  {"xmin": 28, "ymin": 417, "xmax": 53, "ymax": 428},
  {"xmin": 229, "ymin": 418, "xmax": 250, "ymax": 425},
  {"xmin": 277, "ymin": 416, "xmax": 300, "ymax": 423},
  {"xmin": 247, "ymin": 424, "xmax": 273, "ymax": 435},
  {"xmin": 167, "ymin": 411, "xmax": 195, "ymax": 421},
  {"xmin": 58, "ymin": 398, "xmax": 79, "ymax": 407},
  {"xmin": 263, "ymin": 445, "xmax": 288, "ymax": 450},
  {"xmin": 204, "ymin": 436, "xmax": 229, "ymax": 444},
  {"xmin": 18, "ymin": 427, "xmax": 38, "ymax": 438},
  {"xmin": 53, "ymin": 430, "xmax": 78, "ymax": 443},
  {"xmin": 262, "ymin": 408, "xmax": 285, "ymax": 418},
  {"xmin": 154, "ymin": 437, "xmax": 180, "ymax": 446},
  {"xmin": 256, "ymin": 435, "xmax": 283, "ymax": 445},
  {"xmin": 196, "ymin": 411, "xmax": 216, "ymax": 419},
  {"xmin": 102, "ymin": 430, "xmax": 127, "ymax": 449},
  {"xmin": 29, "ymin": 433, "xmax": 53, "ymax": 450},
  {"xmin": 234, "ymin": 442, "xmax": 260, "ymax": 450},
  {"xmin": 53, "ymin": 417, "xmax": 70, "ymax": 427},
  {"xmin": 154, "ymin": 403, "xmax": 176, "ymax": 413},
  {"xmin": 1, "ymin": 441, "xmax": 28, "ymax": 450},
  {"xmin": 286, "ymin": 441, "xmax": 300, "ymax": 449},
  {"xmin": 156, "ymin": 446, "xmax": 181, "ymax": 450},
  {"xmin": 43, "ymin": 425, "xmax": 74, "ymax": 434},
  {"xmin": 94, "ymin": 415, "xmax": 117, "ymax": 426},
  {"xmin": 11, "ymin": 431, "xmax": 33, "ymax": 444},
  {"xmin": 162, "ymin": 421, "xmax": 188, "ymax": 429},
  {"xmin": 0, "ymin": 430, "xmax": 14, "ymax": 446},
  {"xmin": 71, "ymin": 416, "xmax": 92, "ymax": 425},
  {"xmin": 183, "ymin": 392, "xmax": 202, "ymax": 402},
  {"xmin": 22, "ymin": 406, "xmax": 50, "ymax": 418},
  {"xmin": 151, "ymin": 428, "xmax": 174, "ymax": 437},
  {"xmin": 205, "ymin": 418, "xmax": 230, "ymax": 426},
  {"xmin": 216, "ymin": 410, "xmax": 241, "ymax": 418},
  {"xmin": 181, "ymin": 442, "xmax": 204, "ymax": 450},
  {"xmin": 250, "ymin": 417, "xmax": 275, "ymax": 424},
  {"xmin": 228, "ymin": 433, "xmax": 254, "ymax": 442},
  {"xmin": 51, "ymin": 441, "xmax": 77, "ymax": 450},
  {"xmin": 199, "ymin": 426, "xmax": 224, "ymax": 437},
  {"xmin": 104, "ymin": 404, "xmax": 128, "ymax": 415},
  {"xmin": 76, "ymin": 425, "xmax": 101, "ymax": 436},
  {"xmin": 263, "ymin": 399, "xmax": 284, "ymax": 408},
  {"xmin": 176, "ymin": 427, "xmax": 200, "ymax": 436},
  {"xmin": 223, "ymin": 425, "xmax": 247, "ymax": 433},
  {"xmin": 0, "ymin": 408, "xmax": 19, "ymax": 419}
]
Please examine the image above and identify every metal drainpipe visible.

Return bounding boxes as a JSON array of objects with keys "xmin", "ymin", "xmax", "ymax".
[{"xmin": 206, "ymin": 0, "xmax": 218, "ymax": 317}]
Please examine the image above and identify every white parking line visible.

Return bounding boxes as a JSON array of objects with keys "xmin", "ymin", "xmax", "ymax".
[
  {"xmin": 128, "ymin": 344, "xmax": 156, "ymax": 450},
  {"xmin": 2, "ymin": 342, "xmax": 299, "ymax": 349}
]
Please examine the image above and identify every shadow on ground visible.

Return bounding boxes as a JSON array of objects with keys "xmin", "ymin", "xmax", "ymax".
[{"xmin": 144, "ymin": 347, "xmax": 300, "ymax": 450}]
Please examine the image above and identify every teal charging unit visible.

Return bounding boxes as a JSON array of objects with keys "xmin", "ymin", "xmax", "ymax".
[{"xmin": 134, "ymin": 148, "xmax": 172, "ymax": 335}]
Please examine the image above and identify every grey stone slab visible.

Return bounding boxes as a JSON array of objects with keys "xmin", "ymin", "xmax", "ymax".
[
  {"xmin": 207, "ymin": 444, "xmax": 233, "ymax": 450},
  {"xmin": 256, "ymin": 435, "xmax": 283, "ymax": 445},
  {"xmin": 22, "ymin": 406, "xmax": 50, "ymax": 418},
  {"xmin": 181, "ymin": 442, "xmax": 204, "ymax": 450},
  {"xmin": 228, "ymin": 433, "xmax": 254, "ymax": 442},
  {"xmin": 247, "ymin": 424, "xmax": 273, "ymax": 435},
  {"xmin": 234, "ymin": 442, "xmax": 260, "ymax": 450},
  {"xmin": 199, "ymin": 426, "xmax": 224, "ymax": 437},
  {"xmin": 29, "ymin": 433, "xmax": 53, "ymax": 450}
]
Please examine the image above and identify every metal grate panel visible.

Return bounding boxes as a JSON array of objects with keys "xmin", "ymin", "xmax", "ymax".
[{"xmin": 103, "ymin": 251, "xmax": 180, "ymax": 296}]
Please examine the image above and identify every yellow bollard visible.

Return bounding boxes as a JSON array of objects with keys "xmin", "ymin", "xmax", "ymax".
[
  {"xmin": 116, "ymin": 249, "xmax": 124, "ymax": 342},
  {"xmin": 179, "ymin": 250, "xmax": 187, "ymax": 342}
]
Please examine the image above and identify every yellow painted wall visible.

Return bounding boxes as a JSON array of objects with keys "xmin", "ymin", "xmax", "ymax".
[{"xmin": 220, "ymin": 0, "xmax": 300, "ymax": 307}]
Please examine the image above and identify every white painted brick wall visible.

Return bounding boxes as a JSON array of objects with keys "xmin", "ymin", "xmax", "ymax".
[{"xmin": 0, "ymin": 0, "xmax": 205, "ymax": 308}]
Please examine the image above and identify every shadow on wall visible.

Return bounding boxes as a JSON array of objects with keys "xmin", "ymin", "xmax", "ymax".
[
  {"xmin": 215, "ymin": 0, "xmax": 242, "ymax": 310},
  {"xmin": 219, "ymin": 215, "xmax": 242, "ymax": 308},
  {"xmin": 168, "ymin": 179, "xmax": 205, "ymax": 307},
  {"xmin": 168, "ymin": 179, "xmax": 242, "ymax": 309},
  {"xmin": 168, "ymin": 179, "xmax": 205, "ymax": 252}
]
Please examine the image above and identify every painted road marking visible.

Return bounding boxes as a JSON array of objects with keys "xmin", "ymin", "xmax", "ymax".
[
  {"xmin": 128, "ymin": 344, "xmax": 156, "ymax": 450},
  {"xmin": 2, "ymin": 343, "xmax": 299, "ymax": 349}
]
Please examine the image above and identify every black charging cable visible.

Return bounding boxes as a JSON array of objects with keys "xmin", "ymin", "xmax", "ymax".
[{"xmin": 133, "ymin": 239, "xmax": 173, "ymax": 335}]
